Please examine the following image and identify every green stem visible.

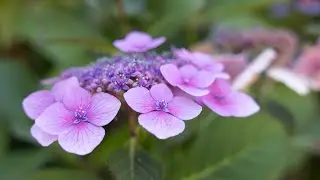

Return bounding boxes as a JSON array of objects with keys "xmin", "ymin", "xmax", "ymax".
[
  {"xmin": 116, "ymin": 0, "xmax": 129, "ymax": 34},
  {"xmin": 128, "ymin": 108, "xmax": 137, "ymax": 179}
]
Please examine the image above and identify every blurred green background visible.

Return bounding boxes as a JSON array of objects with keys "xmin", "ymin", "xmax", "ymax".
[{"xmin": 1, "ymin": 0, "xmax": 320, "ymax": 179}]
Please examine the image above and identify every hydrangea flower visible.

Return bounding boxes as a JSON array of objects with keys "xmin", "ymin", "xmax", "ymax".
[
  {"xmin": 124, "ymin": 83, "xmax": 202, "ymax": 139},
  {"xmin": 21, "ymin": 31, "xmax": 260, "ymax": 155},
  {"xmin": 201, "ymin": 79, "xmax": 260, "ymax": 117},
  {"xmin": 160, "ymin": 64, "xmax": 226, "ymax": 96},
  {"xmin": 113, "ymin": 31, "xmax": 166, "ymax": 53},
  {"xmin": 35, "ymin": 85, "xmax": 121, "ymax": 155},
  {"xmin": 22, "ymin": 77, "xmax": 79, "ymax": 146}
]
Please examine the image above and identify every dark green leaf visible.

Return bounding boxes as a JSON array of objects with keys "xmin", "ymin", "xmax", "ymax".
[
  {"xmin": 165, "ymin": 112, "xmax": 289, "ymax": 180},
  {"xmin": 0, "ymin": 122, "xmax": 9, "ymax": 157},
  {"xmin": 0, "ymin": 61, "xmax": 37, "ymax": 142},
  {"xmin": 263, "ymin": 83, "xmax": 318, "ymax": 132},
  {"xmin": 28, "ymin": 169, "xmax": 101, "ymax": 180},
  {"xmin": 88, "ymin": 125, "xmax": 130, "ymax": 166},
  {"xmin": 108, "ymin": 149, "xmax": 163, "ymax": 180},
  {"xmin": 0, "ymin": 150, "xmax": 50, "ymax": 180},
  {"xmin": 148, "ymin": 0, "xmax": 205, "ymax": 37}
]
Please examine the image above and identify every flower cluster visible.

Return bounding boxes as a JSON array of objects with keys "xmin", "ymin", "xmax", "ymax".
[{"xmin": 22, "ymin": 31, "xmax": 260, "ymax": 155}]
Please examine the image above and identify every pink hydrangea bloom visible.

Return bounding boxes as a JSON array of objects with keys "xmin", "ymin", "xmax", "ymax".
[
  {"xmin": 201, "ymin": 79, "xmax": 260, "ymax": 117},
  {"xmin": 22, "ymin": 77, "xmax": 79, "ymax": 146},
  {"xmin": 35, "ymin": 84, "xmax": 121, "ymax": 155},
  {"xmin": 113, "ymin": 31, "xmax": 166, "ymax": 53},
  {"xmin": 214, "ymin": 54, "xmax": 248, "ymax": 80},
  {"xmin": 124, "ymin": 83, "xmax": 202, "ymax": 139},
  {"xmin": 294, "ymin": 42, "xmax": 320, "ymax": 90},
  {"xmin": 160, "ymin": 64, "xmax": 227, "ymax": 96}
]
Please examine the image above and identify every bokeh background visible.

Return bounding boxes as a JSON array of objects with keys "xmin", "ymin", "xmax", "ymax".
[{"xmin": 1, "ymin": 0, "xmax": 320, "ymax": 179}]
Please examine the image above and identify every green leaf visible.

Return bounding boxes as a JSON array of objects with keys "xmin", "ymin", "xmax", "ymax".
[
  {"xmin": 108, "ymin": 149, "xmax": 163, "ymax": 180},
  {"xmin": 19, "ymin": 8, "xmax": 108, "ymax": 68},
  {"xmin": 263, "ymin": 83, "xmax": 318, "ymax": 131},
  {"xmin": 165, "ymin": 112, "xmax": 289, "ymax": 180},
  {"xmin": 28, "ymin": 169, "xmax": 101, "ymax": 180},
  {"xmin": 0, "ymin": 122, "xmax": 9, "ymax": 158},
  {"xmin": 0, "ymin": 150, "xmax": 50, "ymax": 180},
  {"xmin": 194, "ymin": 0, "xmax": 286, "ymax": 26},
  {"xmin": 148, "ymin": 0, "xmax": 205, "ymax": 37},
  {"xmin": 0, "ymin": 61, "xmax": 37, "ymax": 142}
]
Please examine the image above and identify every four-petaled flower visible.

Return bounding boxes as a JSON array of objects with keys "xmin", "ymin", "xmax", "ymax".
[
  {"xmin": 36, "ymin": 85, "xmax": 121, "ymax": 155},
  {"xmin": 22, "ymin": 77, "xmax": 79, "ymax": 146},
  {"xmin": 201, "ymin": 79, "xmax": 260, "ymax": 117},
  {"xmin": 113, "ymin": 31, "xmax": 166, "ymax": 53},
  {"xmin": 160, "ymin": 64, "xmax": 226, "ymax": 96},
  {"xmin": 124, "ymin": 83, "xmax": 202, "ymax": 139}
]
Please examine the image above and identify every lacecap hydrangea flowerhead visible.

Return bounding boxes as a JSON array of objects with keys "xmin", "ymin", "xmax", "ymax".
[{"xmin": 22, "ymin": 31, "xmax": 260, "ymax": 155}]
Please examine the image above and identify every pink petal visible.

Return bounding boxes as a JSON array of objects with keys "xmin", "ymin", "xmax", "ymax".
[
  {"xmin": 113, "ymin": 40, "xmax": 133, "ymax": 52},
  {"xmin": 190, "ymin": 70, "xmax": 217, "ymax": 88},
  {"xmin": 174, "ymin": 48, "xmax": 194, "ymax": 61},
  {"xmin": 124, "ymin": 87, "xmax": 156, "ymax": 113},
  {"xmin": 22, "ymin": 90, "xmax": 55, "ymax": 120},
  {"xmin": 160, "ymin": 64, "xmax": 182, "ymax": 86},
  {"xmin": 168, "ymin": 97, "xmax": 202, "ymax": 120},
  {"xmin": 31, "ymin": 124, "xmax": 57, "ymax": 146},
  {"xmin": 36, "ymin": 103, "xmax": 74, "ymax": 135},
  {"xmin": 87, "ymin": 93, "xmax": 121, "ymax": 126},
  {"xmin": 177, "ymin": 84, "xmax": 209, "ymax": 97},
  {"xmin": 52, "ymin": 77, "xmax": 79, "ymax": 102},
  {"xmin": 113, "ymin": 31, "xmax": 165, "ymax": 52},
  {"xmin": 179, "ymin": 64, "xmax": 198, "ymax": 80},
  {"xmin": 148, "ymin": 37, "xmax": 166, "ymax": 49},
  {"xmin": 138, "ymin": 111, "xmax": 185, "ymax": 139},
  {"xmin": 150, "ymin": 83, "xmax": 173, "ymax": 102},
  {"xmin": 58, "ymin": 123, "xmax": 105, "ymax": 155},
  {"xmin": 202, "ymin": 92, "xmax": 259, "ymax": 117},
  {"xmin": 63, "ymin": 86, "xmax": 91, "ymax": 111},
  {"xmin": 192, "ymin": 52, "xmax": 220, "ymax": 70},
  {"xmin": 125, "ymin": 31, "xmax": 152, "ymax": 43},
  {"xmin": 209, "ymin": 79, "xmax": 233, "ymax": 97}
]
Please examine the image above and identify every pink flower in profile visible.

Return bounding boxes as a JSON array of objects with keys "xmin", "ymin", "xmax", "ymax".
[
  {"xmin": 22, "ymin": 77, "xmax": 79, "ymax": 146},
  {"xmin": 124, "ymin": 83, "xmax": 202, "ymax": 139},
  {"xmin": 113, "ymin": 31, "xmax": 166, "ymax": 53},
  {"xmin": 36, "ymin": 85, "xmax": 121, "ymax": 155},
  {"xmin": 160, "ymin": 64, "xmax": 226, "ymax": 96},
  {"xmin": 201, "ymin": 79, "xmax": 260, "ymax": 117}
]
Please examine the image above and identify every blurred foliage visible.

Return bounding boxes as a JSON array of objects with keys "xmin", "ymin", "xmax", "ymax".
[{"xmin": 0, "ymin": 0, "xmax": 320, "ymax": 180}]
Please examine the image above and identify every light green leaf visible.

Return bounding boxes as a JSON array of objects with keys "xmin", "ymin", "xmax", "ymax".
[
  {"xmin": 165, "ymin": 112, "xmax": 289, "ymax": 180},
  {"xmin": 0, "ymin": 150, "xmax": 50, "ymax": 180},
  {"xmin": 108, "ymin": 149, "xmax": 163, "ymax": 180},
  {"xmin": 28, "ymin": 169, "xmax": 101, "ymax": 180}
]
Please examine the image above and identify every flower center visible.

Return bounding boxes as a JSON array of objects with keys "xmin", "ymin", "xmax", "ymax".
[
  {"xmin": 155, "ymin": 100, "xmax": 169, "ymax": 112},
  {"xmin": 73, "ymin": 108, "xmax": 88, "ymax": 124}
]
